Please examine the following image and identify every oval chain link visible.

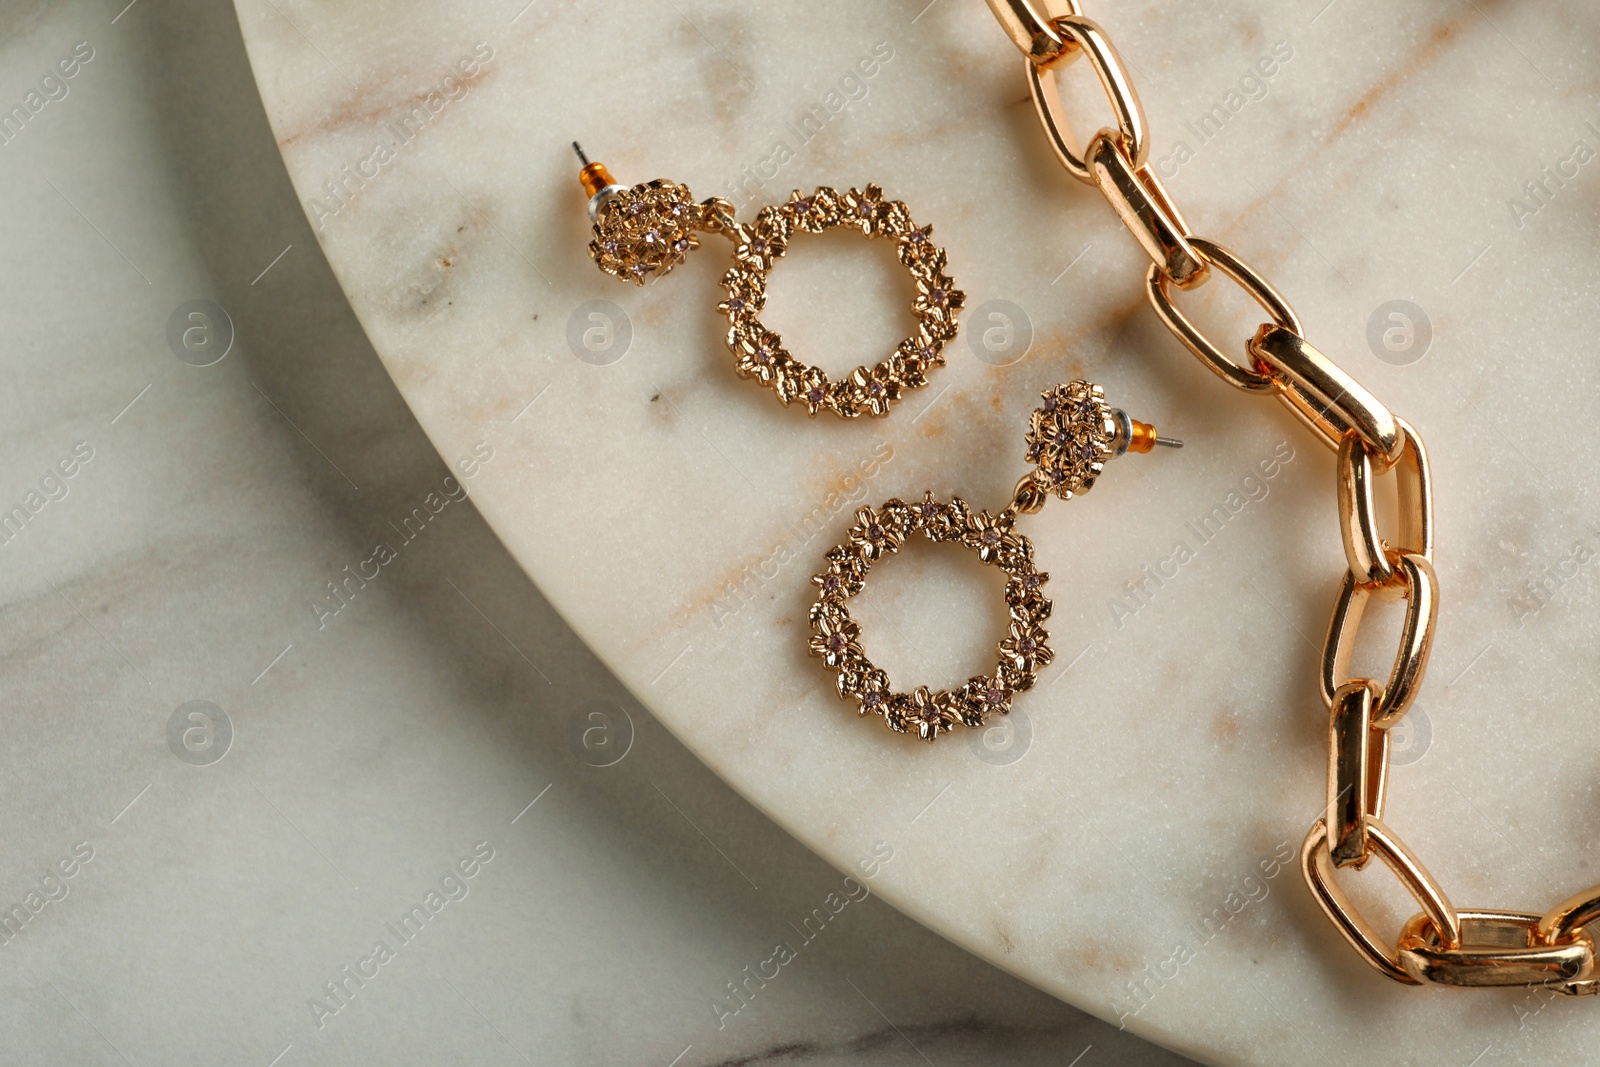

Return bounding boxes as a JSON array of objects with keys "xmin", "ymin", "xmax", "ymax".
[
  {"xmin": 1400, "ymin": 911, "xmax": 1595, "ymax": 988},
  {"xmin": 1321, "ymin": 551, "xmax": 1437, "ymax": 729},
  {"xmin": 1146, "ymin": 238, "xmax": 1297, "ymax": 392},
  {"xmin": 1302, "ymin": 817, "xmax": 1460, "ymax": 985},
  {"xmin": 1025, "ymin": 14, "xmax": 1149, "ymax": 183},
  {"xmin": 986, "ymin": 0, "xmax": 1600, "ymax": 991},
  {"xmin": 1249, "ymin": 325, "xmax": 1403, "ymax": 465},
  {"xmin": 1336, "ymin": 421, "xmax": 1431, "ymax": 592},
  {"xmin": 1087, "ymin": 131, "xmax": 1208, "ymax": 288}
]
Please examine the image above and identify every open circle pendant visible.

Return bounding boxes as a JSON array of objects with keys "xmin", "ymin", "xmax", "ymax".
[
  {"xmin": 808, "ymin": 493, "xmax": 1054, "ymax": 742},
  {"xmin": 719, "ymin": 185, "xmax": 963, "ymax": 419}
]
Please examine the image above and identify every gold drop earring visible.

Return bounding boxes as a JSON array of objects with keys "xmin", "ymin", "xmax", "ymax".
[
  {"xmin": 573, "ymin": 144, "xmax": 964, "ymax": 419},
  {"xmin": 807, "ymin": 380, "xmax": 1180, "ymax": 742}
]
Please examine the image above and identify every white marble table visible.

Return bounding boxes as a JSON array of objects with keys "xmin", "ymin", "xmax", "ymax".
[
  {"xmin": 0, "ymin": 0, "xmax": 1193, "ymax": 1063},
  {"xmin": 234, "ymin": 0, "xmax": 1600, "ymax": 1062}
]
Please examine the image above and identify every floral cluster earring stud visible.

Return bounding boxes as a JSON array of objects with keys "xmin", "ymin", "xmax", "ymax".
[
  {"xmin": 807, "ymin": 380, "xmax": 1180, "ymax": 741},
  {"xmin": 573, "ymin": 144, "xmax": 963, "ymax": 418}
]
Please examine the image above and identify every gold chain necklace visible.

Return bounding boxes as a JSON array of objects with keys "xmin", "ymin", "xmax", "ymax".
[{"xmin": 984, "ymin": 0, "xmax": 1600, "ymax": 992}]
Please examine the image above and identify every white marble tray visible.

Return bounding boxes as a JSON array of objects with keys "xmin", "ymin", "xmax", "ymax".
[{"xmin": 235, "ymin": 0, "xmax": 1600, "ymax": 1061}]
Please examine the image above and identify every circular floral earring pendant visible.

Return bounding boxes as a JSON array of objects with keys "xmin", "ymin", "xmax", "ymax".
[
  {"xmin": 812, "ymin": 493, "xmax": 1053, "ymax": 741},
  {"xmin": 808, "ymin": 381, "xmax": 1182, "ymax": 742},
  {"xmin": 574, "ymin": 145, "xmax": 962, "ymax": 419}
]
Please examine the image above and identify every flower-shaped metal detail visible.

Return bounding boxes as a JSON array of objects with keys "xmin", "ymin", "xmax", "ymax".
[
  {"xmin": 808, "ymin": 494, "xmax": 1052, "ymax": 743},
  {"xmin": 588, "ymin": 180, "xmax": 704, "ymax": 284},
  {"xmin": 1023, "ymin": 380, "xmax": 1116, "ymax": 501},
  {"xmin": 719, "ymin": 185, "xmax": 962, "ymax": 419}
]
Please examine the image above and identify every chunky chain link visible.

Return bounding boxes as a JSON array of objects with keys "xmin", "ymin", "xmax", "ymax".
[{"xmin": 984, "ymin": 0, "xmax": 1600, "ymax": 991}]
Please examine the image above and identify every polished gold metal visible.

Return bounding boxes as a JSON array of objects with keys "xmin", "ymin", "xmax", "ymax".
[
  {"xmin": 1326, "ymin": 680, "xmax": 1385, "ymax": 869},
  {"xmin": 983, "ymin": 0, "xmax": 1600, "ymax": 992},
  {"xmin": 1086, "ymin": 131, "xmax": 1208, "ymax": 289},
  {"xmin": 578, "ymin": 153, "xmax": 960, "ymax": 418},
  {"xmin": 1539, "ymin": 885, "xmax": 1600, "ymax": 947},
  {"xmin": 1146, "ymin": 238, "xmax": 1298, "ymax": 393},
  {"xmin": 1337, "ymin": 434, "xmax": 1392, "ymax": 584},
  {"xmin": 1302, "ymin": 817, "xmax": 1459, "ymax": 984},
  {"xmin": 1248, "ymin": 325, "xmax": 1403, "ymax": 465},
  {"xmin": 1337, "ymin": 422, "xmax": 1432, "ymax": 594},
  {"xmin": 808, "ymin": 381, "xmax": 1174, "ymax": 742},
  {"xmin": 984, "ymin": 0, "xmax": 1082, "ymax": 65},
  {"xmin": 1399, "ymin": 911, "xmax": 1595, "ymax": 988},
  {"xmin": 1025, "ymin": 14, "xmax": 1148, "ymax": 184},
  {"xmin": 1320, "ymin": 552, "xmax": 1436, "ymax": 729}
]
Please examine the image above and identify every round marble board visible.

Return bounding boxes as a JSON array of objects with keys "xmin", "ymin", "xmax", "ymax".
[{"xmin": 235, "ymin": 0, "xmax": 1600, "ymax": 1062}]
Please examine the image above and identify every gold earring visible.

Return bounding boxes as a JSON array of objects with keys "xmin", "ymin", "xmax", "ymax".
[
  {"xmin": 807, "ymin": 380, "xmax": 1180, "ymax": 742},
  {"xmin": 573, "ymin": 144, "xmax": 964, "ymax": 419}
]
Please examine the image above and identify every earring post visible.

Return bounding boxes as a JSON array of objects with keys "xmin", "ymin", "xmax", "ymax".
[
  {"xmin": 574, "ymin": 145, "xmax": 621, "ymax": 204},
  {"xmin": 1114, "ymin": 412, "xmax": 1182, "ymax": 455}
]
